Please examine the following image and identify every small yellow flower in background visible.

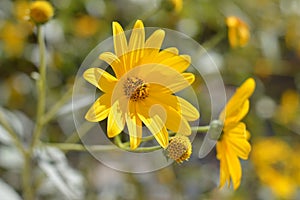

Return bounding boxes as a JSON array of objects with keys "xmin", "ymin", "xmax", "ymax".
[
  {"xmin": 74, "ymin": 15, "xmax": 100, "ymax": 38},
  {"xmin": 226, "ymin": 16, "xmax": 250, "ymax": 48},
  {"xmin": 170, "ymin": 0, "xmax": 183, "ymax": 13},
  {"xmin": 167, "ymin": 135, "xmax": 192, "ymax": 163},
  {"xmin": 0, "ymin": 22, "xmax": 27, "ymax": 57},
  {"xmin": 84, "ymin": 20, "xmax": 200, "ymax": 149},
  {"xmin": 216, "ymin": 78, "xmax": 255, "ymax": 190},
  {"xmin": 252, "ymin": 138, "xmax": 297, "ymax": 199},
  {"xmin": 275, "ymin": 89, "xmax": 299, "ymax": 124},
  {"xmin": 29, "ymin": 0, "xmax": 54, "ymax": 24}
]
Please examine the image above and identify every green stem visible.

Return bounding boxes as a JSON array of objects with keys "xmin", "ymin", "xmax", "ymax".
[
  {"xmin": 191, "ymin": 125, "xmax": 210, "ymax": 132},
  {"xmin": 199, "ymin": 30, "xmax": 226, "ymax": 55},
  {"xmin": 42, "ymin": 86, "xmax": 73, "ymax": 124},
  {"xmin": 43, "ymin": 142, "xmax": 162, "ymax": 153},
  {"xmin": 22, "ymin": 152, "xmax": 33, "ymax": 200},
  {"xmin": 31, "ymin": 25, "xmax": 47, "ymax": 152}
]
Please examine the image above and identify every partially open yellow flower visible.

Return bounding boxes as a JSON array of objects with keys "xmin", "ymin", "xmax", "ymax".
[
  {"xmin": 83, "ymin": 20, "xmax": 200, "ymax": 150},
  {"xmin": 29, "ymin": 1, "xmax": 54, "ymax": 24},
  {"xmin": 226, "ymin": 16, "xmax": 250, "ymax": 48},
  {"xmin": 216, "ymin": 78, "xmax": 255, "ymax": 190}
]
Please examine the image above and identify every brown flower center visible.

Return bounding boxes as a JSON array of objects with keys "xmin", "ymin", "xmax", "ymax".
[{"xmin": 123, "ymin": 77, "xmax": 149, "ymax": 101}]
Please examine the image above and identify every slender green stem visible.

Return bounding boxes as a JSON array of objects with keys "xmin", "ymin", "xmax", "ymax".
[
  {"xmin": 22, "ymin": 152, "xmax": 33, "ymax": 200},
  {"xmin": 44, "ymin": 142, "xmax": 162, "ymax": 153},
  {"xmin": 44, "ymin": 143, "xmax": 118, "ymax": 151},
  {"xmin": 199, "ymin": 30, "xmax": 226, "ymax": 55},
  {"xmin": 42, "ymin": 86, "xmax": 73, "ymax": 124},
  {"xmin": 31, "ymin": 25, "xmax": 47, "ymax": 152},
  {"xmin": 191, "ymin": 125, "xmax": 210, "ymax": 132},
  {"xmin": 0, "ymin": 111, "xmax": 25, "ymax": 154}
]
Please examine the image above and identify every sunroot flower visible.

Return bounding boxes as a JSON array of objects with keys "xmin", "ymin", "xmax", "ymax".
[
  {"xmin": 226, "ymin": 16, "xmax": 250, "ymax": 48},
  {"xmin": 216, "ymin": 78, "xmax": 255, "ymax": 190},
  {"xmin": 84, "ymin": 20, "xmax": 199, "ymax": 150},
  {"xmin": 29, "ymin": 1, "xmax": 54, "ymax": 24}
]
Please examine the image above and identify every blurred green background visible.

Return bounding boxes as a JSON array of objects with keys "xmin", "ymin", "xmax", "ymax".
[{"xmin": 1, "ymin": 0, "xmax": 300, "ymax": 199}]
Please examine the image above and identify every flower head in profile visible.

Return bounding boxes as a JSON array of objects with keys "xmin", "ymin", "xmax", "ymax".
[
  {"xmin": 226, "ymin": 16, "xmax": 250, "ymax": 48},
  {"xmin": 29, "ymin": 0, "xmax": 54, "ymax": 24},
  {"xmin": 83, "ymin": 20, "xmax": 199, "ymax": 150},
  {"xmin": 216, "ymin": 78, "xmax": 255, "ymax": 190}
]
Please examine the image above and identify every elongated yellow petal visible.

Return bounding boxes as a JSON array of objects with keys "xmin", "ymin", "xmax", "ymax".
[
  {"xmin": 107, "ymin": 100, "xmax": 125, "ymax": 138},
  {"xmin": 225, "ymin": 123, "xmax": 251, "ymax": 160},
  {"xmin": 222, "ymin": 100, "xmax": 249, "ymax": 125},
  {"xmin": 145, "ymin": 29, "xmax": 165, "ymax": 49},
  {"xmin": 127, "ymin": 20, "xmax": 145, "ymax": 70},
  {"xmin": 99, "ymin": 52, "xmax": 124, "ymax": 78},
  {"xmin": 146, "ymin": 96, "xmax": 191, "ymax": 135},
  {"xmin": 177, "ymin": 96, "xmax": 200, "ymax": 121},
  {"xmin": 225, "ymin": 146, "xmax": 242, "ymax": 190},
  {"xmin": 112, "ymin": 21, "xmax": 127, "ymax": 57},
  {"xmin": 217, "ymin": 142, "xmax": 230, "ymax": 188},
  {"xmin": 136, "ymin": 101, "xmax": 169, "ymax": 148},
  {"xmin": 85, "ymin": 94, "xmax": 111, "ymax": 122},
  {"xmin": 83, "ymin": 68, "xmax": 117, "ymax": 92},
  {"xmin": 126, "ymin": 103, "xmax": 142, "ymax": 149},
  {"xmin": 159, "ymin": 55, "xmax": 191, "ymax": 72}
]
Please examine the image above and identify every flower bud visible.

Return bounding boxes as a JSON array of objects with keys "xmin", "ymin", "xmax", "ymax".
[
  {"xmin": 29, "ymin": 1, "xmax": 54, "ymax": 24},
  {"xmin": 167, "ymin": 135, "xmax": 192, "ymax": 163}
]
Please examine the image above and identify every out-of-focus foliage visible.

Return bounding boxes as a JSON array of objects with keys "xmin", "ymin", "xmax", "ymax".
[{"xmin": 0, "ymin": 0, "xmax": 300, "ymax": 199}]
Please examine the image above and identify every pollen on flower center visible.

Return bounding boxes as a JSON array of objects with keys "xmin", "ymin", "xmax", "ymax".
[{"xmin": 123, "ymin": 77, "xmax": 149, "ymax": 101}]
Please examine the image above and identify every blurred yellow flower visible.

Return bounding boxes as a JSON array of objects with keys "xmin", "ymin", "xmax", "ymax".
[
  {"xmin": 170, "ymin": 0, "xmax": 183, "ymax": 13},
  {"xmin": 226, "ymin": 16, "xmax": 250, "ymax": 48},
  {"xmin": 74, "ymin": 15, "xmax": 99, "ymax": 38},
  {"xmin": 83, "ymin": 20, "xmax": 199, "ymax": 149},
  {"xmin": 14, "ymin": 0, "xmax": 30, "ymax": 21},
  {"xmin": 29, "ymin": 0, "xmax": 54, "ymax": 24},
  {"xmin": 252, "ymin": 138, "xmax": 297, "ymax": 199},
  {"xmin": 216, "ymin": 78, "xmax": 255, "ymax": 190},
  {"xmin": 0, "ymin": 22, "xmax": 27, "ymax": 57},
  {"xmin": 276, "ymin": 90, "xmax": 299, "ymax": 124},
  {"xmin": 167, "ymin": 135, "xmax": 192, "ymax": 163}
]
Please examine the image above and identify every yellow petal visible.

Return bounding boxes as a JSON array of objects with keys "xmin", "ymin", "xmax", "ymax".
[
  {"xmin": 147, "ymin": 96, "xmax": 192, "ymax": 135},
  {"xmin": 85, "ymin": 94, "xmax": 111, "ymax": 122},
  {"xmin": 225, "ymin": 146, "xmax": 242, "ymax": 190},
  {"xmin": 126, "ymin": 103, "xmax": 142, "ymax": 149},
  {"xmin": 177, "ymin": 96, "xmax": 200, "ymax": 121},
  {"xmin": 145, "ymin": 29, "xmax": 165, "ymax": 49},
  {"xmin": 136, "ymin": 101, "xmax": 169, "ymax": 148},
  {"xmin": 223, "ymin": 100, "xmax": 249, "ymax": 125},
  {"xmin": 107, "ymin": 100, "xmax": 125, "ymax": 138},
  {"xmin": 224, "ymin": 123, "xmax": 251, "ymax": 159},
  {"xmin": 159, "ymin": 55, "xmax": 191, "ymax": 73},
  {"xmin": 216, "ymin": 141, "xmax": 230, "ymax": 188},
  {"xmin": 83, "ymin": 68, "xmax": 117, "ymax": 92},
  {"xmin": 128, "ymin": 20, "xmax": 145, "ymax": 70},
  {"xmin": 112, "ymin": 21, "xmax": 128, "ymax": 57},
  {"xmin": 99, "ymin": 52, "xmax": 124, "ymax": 78}
]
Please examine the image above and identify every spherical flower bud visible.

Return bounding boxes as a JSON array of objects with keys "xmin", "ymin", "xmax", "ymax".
[
  {"xmin": 167, "ymin": 135, "xmax": 192, "ymax": 163},
  {"xmin": 29, "ymin": 1, "xmax": 54, "ymax": 24}
]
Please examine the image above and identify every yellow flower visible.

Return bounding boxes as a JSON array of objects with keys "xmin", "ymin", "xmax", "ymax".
[
  {"xmin": 0, "ymin": 22, "xmax": 27, "ymax": 57},
  {"xmin": 216, "ymin": 78, "xmax": 255, "ymax": 190},
  {"xmin": 170, "ymin": 0, "xmax": 183, "ymax": 13},
  {"xmin": 29, "ymin": 0, "xmax": 54, "ymax": 24},
  {"xmin": 167, "ymin": 135, "xmax": 192, "ymax": 163},
  {"xmin": 276, "ymin": 89, "xmax": 299, "ymax": 124},
  {"xmin": 83, "ymin": 20, "xmax": 199, "ymax": 149},
  {"xmin": 74, "ymin": 15, "xmax": 100, "ymax": 38},
  {"xmin": 252, "ymin": 138, "xmax": 297, "ymax": 199},
  {"xmin": 226, "ymin": 16, "xmax": 250, "ymax": 48}
]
